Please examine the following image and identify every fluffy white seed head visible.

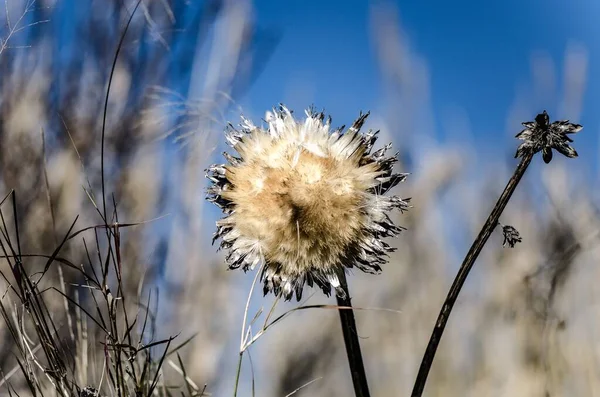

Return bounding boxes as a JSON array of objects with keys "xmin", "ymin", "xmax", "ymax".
[{"xmin": 207, "ymin": 105, "xmax": 409, "ymax": 301}]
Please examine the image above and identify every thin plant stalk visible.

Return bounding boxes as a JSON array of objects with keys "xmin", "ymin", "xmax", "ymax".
[
  {"xmin": 337, "ymin": 271, "xmax": 371, "ymax": 397},
  {"xmin": 233, "ymin": 262, "xmax": 264, "ymax": 397},
  {"xmin": 411, "ymin": 151, "xmax": 533, "ymax": 397},
  {"xmin": 233, "ymin": 352, "xmax": 243, "ymax": 397}
]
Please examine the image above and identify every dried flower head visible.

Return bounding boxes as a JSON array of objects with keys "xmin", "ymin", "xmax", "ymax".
[
  {"xmin": 206, "ymin": 105, "xmax": 409, "ymax": 301},
  {"xmin": 515, "ymin": 110, "xmax": 583, "ymax": 163},
  {"xmin": 499, "ymin": 224, "xmax": 522, "ymax": 248},
  {"xmin": 80, "ymin": 387, "xmax": 100, "ymax": 397}
]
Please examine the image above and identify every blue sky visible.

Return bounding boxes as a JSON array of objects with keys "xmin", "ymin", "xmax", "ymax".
[{"xmin": 243, "ymin": 0, "xmax": 599, "ymax": 176}]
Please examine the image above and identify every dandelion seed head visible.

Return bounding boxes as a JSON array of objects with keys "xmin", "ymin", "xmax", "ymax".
[{"xmin": 207, "ymin": 105, "xmax": 409, "ymax": 301}]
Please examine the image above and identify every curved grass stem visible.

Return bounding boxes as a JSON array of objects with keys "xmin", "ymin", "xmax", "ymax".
[{"xmin": 411, "ymin": 152, "xmax": 533, "ymax": 397}]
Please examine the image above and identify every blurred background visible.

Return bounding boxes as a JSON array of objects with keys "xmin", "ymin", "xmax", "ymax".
[{"xmin": 0, "ymin": 0, "xmax": 598, "ymax": 395}]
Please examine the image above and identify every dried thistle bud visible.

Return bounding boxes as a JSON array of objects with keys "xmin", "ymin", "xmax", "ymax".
[
  {"xmin": 515, "ymin": 110, "xmax": 582, "ymax": 163},
  {"xmin": 500, "ymin": 224, "xmax": 522, "ymax": 248},
  {"xmin": 207, "ymin": 105, "xmax": 409, "ymax": 301},
  {"xmin": 80, "ymin": 386, "xmax": 100, "ymax": 397}
]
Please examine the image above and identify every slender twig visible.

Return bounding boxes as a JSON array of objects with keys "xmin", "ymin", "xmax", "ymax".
[
  {"xmin": 336, "ymin": 271, "xmax": 371, "ymax": 397},
  {"xmin": 233, "ymin": 352, "xmax": 243, "ymax": 397},
  {"xmin": 101, "ymin": 0, "xmax": 143, "ymax": 223},
  {"xmin": 234, "ymin": 262, "xmax": 264, "ymax": 397},
  {"xmin": 285, "ymin": 376, "xmax": 323, "ymax": 396},
  {"xmin": 411, "ymin": 152, "xmax": 533, "ymax": 396}
]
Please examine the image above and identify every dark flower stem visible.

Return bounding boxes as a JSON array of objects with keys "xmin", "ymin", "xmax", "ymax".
[
  {"xmin": 337, "ymin": 271, "xmax": 371, "ymax": 397},
  {"xmin": 411, "ymin": 152, "xmax": 533, "ymax": 397}
]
